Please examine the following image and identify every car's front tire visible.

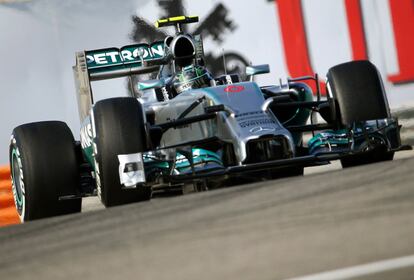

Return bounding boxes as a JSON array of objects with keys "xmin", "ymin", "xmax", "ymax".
[
  {"xmin": 10, "ymin": 121, "xmax": 81, "ymax": 221},
  {"xmin": 327, "ymin": 60, "xmax": 395, "ymax": 168},
  {"xmin": 92, "ymin": 97, "xmax": 152, "ymax": 207}
]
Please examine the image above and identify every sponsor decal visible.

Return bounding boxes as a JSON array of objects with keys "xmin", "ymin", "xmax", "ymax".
[
  {"xmin": 80, "ymin": 123, "xmax": 93, "ymax": 149},
  {"xmin": 93, "ymin": 155, "xmax": 102, "ymax": 199},
  {"xmin": 235, "ymin": 111, "xmax": 262, "ymax": 118},
  {"xmin": 224, "ymin": 85, "xmax": 245, "ymax": 93},
  {"xmin": 239, "ymin": 118, "xmax": 276, "ymax": 128},
  {"xmin": 118, "ymin": 153, "xmax": 145, "ymax": 188},
  {"xmin": 235, "ymin": 111, "xmax": 277, "ymax": 128},
  {"xmin": 10, "ymin": 135, "xmax": 25, "ymax": 221},
  {"xmin": 90, "ymin": 110, "xmax": 102, "ymax": 199},
  {"xmin": 86, "ymin": 42, "xmax": 165, "ymax": 69}
]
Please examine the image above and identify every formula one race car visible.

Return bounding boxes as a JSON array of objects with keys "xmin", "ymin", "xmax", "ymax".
[{"xmin": 9, "ymin": 16, "xmax": 410, "ymax": 221}]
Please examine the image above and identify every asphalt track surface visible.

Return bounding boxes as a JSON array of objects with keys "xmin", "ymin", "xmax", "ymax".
[{"xmin": 1, "ymin": 153, "xmax": 414, "ymax": 280}]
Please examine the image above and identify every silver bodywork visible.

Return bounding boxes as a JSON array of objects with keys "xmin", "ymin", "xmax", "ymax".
[
  {"xmin": 72, "ymin": 24, "xmax": 297, "ymax": 167},
  {"xmin": 140, "ymin": 82, "xmax": 295, "ymax": 164}
]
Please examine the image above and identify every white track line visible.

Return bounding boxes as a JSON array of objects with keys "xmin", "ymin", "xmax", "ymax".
[{"xmin": 285, "ymin": 255, "xmax": 414, "ymax": 280}]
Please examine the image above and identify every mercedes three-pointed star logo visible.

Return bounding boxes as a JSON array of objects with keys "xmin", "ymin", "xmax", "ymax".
[{"xmin": 249, "ymin": 126, "xmax": 276, "ymax": 133}]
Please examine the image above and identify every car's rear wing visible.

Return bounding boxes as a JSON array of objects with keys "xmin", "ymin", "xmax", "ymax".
[
  {"xmin": 73, "ymin": 32, "xmax": 205, "ymax": 121},
  {"xmin": 73, "ymin": 41, "xmax": 166, "ymax": 120}
]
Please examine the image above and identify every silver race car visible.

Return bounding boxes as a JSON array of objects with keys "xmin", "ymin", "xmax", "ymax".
[{"xmin": 9, "ymin": 16, "xmax": 410, "ymax": 221}]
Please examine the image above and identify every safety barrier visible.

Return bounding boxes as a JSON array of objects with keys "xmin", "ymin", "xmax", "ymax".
[{"xmin": 0, "ymin": 165, "xmax": 20, "ymax": 226}]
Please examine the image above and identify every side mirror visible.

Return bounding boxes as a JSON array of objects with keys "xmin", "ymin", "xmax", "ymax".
[
  {"xmin": 246, "ymin": 64, "xmax": 270, "ymax": 81},
  {"xmin": 138, "ymin": 78, "xmax": 166, "ymax": 91}
]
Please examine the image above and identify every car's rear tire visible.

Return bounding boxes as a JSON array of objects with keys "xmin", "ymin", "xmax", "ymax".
[
  {"xmin": 93, "ymin": 97, "xmax": 152, "ymax": 207},
  {"xmin": 326, "ymin": 60, "xmax": 394, "ymax": 168},
  {"xmin": 9, "ymin": 121, "xmax": 81, "ymax": 221}
]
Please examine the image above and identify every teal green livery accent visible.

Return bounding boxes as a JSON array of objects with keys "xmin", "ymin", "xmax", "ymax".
[
  {"xmin": 283, "ymin": 86, "xmax": 313, "ymax": 126},
  {"xmin": 80, "ymin": 117, "xmax": 95, "ymax": 170},
  {"xmin": 308, "ymin": 129, "xmax": 349, "ymax": 154},
  {"xmin": 138, "ymin": 79, "xmax": 166, "ymax": 91},
  {"xmin": 143, "ymin": 154, "xmax": 170, "ymax": 170},
  {"xmin": 85, "ymin": 41, "xmax": 165, "ymax": 75},
  {"xmin": 175, "ymin": 148, "xmax": 223, "ymax": 171},
  {"xmin": 83, "ymin": 145, "xmax": 95, "ymax": 170},
  {"xmin": 308, "ymin": 120, "xmax": 400, "ymax": 155},
  {"xmin": 282, "ymin": 84, "xmax": 313, "ymax": 145},
  {"xmin": 82, "ymin": 146, "xmax": 223, "ymax": 176},
  {"xmin": 143, "ymin": 148, "xmax": 223, "ymax": 173},
  {"xmin": 79, "ymin": 113, "xmax": 223, "ymax": 174}
]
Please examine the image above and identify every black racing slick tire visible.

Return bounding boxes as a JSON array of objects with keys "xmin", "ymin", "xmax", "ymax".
[
  {"xmin": 9, "ymin": 121, "xmax": 81, "ymax": 221},
  {"xmin": 327, "ymin": 60, "xmax": 391, "ymax": 126},
  {"xmin": 327, "ymin": 60, "xmax": 394, "ymax": 168},
  {"xmin": 93, "ymin": 97, "xmax": 151, "ymax": 207}
]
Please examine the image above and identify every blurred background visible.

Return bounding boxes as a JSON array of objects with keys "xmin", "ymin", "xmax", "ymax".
[{"xmin": 0, "ymin": 0, "xmax": 413, "ymax": 164}]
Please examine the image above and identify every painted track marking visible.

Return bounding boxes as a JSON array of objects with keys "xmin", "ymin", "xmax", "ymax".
[{"xmin": 286, "ymin": 254, "xmax": 414, "ymax": 280}]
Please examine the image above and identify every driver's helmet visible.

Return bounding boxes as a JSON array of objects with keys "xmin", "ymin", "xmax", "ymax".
[{"xmin": 172, "ymin": 65, "xmax": 213, "ymax": 94}]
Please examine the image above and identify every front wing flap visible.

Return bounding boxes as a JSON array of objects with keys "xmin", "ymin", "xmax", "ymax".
[{"xmin": 160, "ymin": 143, "xmax": 411, "ymax": 184}]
